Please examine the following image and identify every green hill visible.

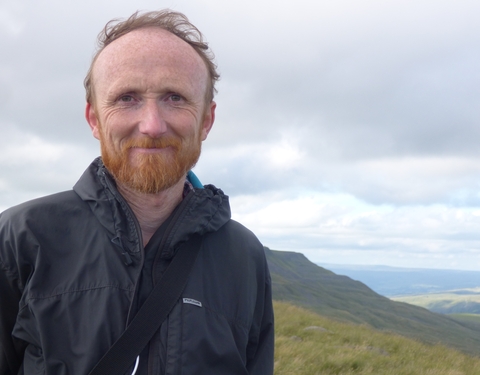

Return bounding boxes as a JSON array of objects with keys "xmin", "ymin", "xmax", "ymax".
[
  {"xmin": 274, "ymin": 301, "xmax": 480, "ymax": 374},
  {"xmin": 265, "ymin": 248, "xmax": 480, "ymax": 356}
]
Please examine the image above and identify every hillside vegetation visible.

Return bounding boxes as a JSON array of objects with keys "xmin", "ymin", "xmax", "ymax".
[
  {"xmin": 274, "ymin": 301, "xmax": 480, "ymax": 375},
  {"xmin": 265, "ymin": 248, "xmax": 480, "ymax": 356}
]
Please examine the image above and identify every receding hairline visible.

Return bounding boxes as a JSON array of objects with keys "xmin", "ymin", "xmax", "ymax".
[
  {"xmin": 84, "ymin": 10, "xmax": 220, "ymax": 107},
  {"xmin": 90, "ymin": 27, "xmax": 213, "ymax": 107},
  {"xmin": 91, "ymin": 26, "xmax": 210, "ymax": 96}
]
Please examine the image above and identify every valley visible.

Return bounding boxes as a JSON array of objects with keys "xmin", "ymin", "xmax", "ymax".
[{"xmin": 265, "ymin": 247, "xmax": 480, "ymax": 357}]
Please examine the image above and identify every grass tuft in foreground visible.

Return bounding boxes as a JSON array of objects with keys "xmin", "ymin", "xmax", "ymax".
[{"xmin": 274, "ymin": 301, "xmax": 480, "ymax": 375}]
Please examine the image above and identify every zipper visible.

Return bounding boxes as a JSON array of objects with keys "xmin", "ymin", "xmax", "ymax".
[
  {"xmin": 102, "ymin": 170, "xmax": 145, "ymax": 327},
  {"xmin": 103, "ymin": 171, "xmax": 145, "ymax": 251},
  {"xmin": 102, "ymin": 166, "xmax": 197, "ymax": 374},
  {"xmin": 148, "ymin": 189, "xmax": 196, "ymax": 375},
  {"xmin": 151, "ymin": 189, "xmax": 195, "ymax": 281}
]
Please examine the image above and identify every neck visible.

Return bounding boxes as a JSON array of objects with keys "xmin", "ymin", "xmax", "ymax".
[{"xmin": 117, "ymin": 178, "xmax": 185, "ymax": 247}]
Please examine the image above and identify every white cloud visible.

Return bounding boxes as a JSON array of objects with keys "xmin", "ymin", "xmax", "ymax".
[
  {"xmin": 0, "ymin": 124, "xmax": 97, "ymax": 209},
  {"xmin": 198, "ymin": 142, "xmax": 480, "ymax": 205},
  {"xmin": 266, "ymin": 133, "xmax": 305, "ymax": 170},
  {"xmin": 0, "ymin": 125, "xmax": 66, "ymax": 165},
  {"xmin": 332, "ymin": 157, "xmax": 480, "ymax": 205},
  {"xmin": 0, "ymin": 2, "xmax": 25, "ymax": 36},
  {"xmin": 231, "ymin": 191, "xmax": 480, "ymax": 270}
]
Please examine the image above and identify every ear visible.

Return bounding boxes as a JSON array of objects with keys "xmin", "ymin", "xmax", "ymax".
[
  {"xmin": 85, "ymin": 102, "xmax": 101, "ymax": 140},
  {"xmin": 200, "ymin": 101, "xmax": 216, "ymax": 141}
]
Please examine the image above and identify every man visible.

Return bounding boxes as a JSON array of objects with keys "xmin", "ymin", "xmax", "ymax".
[{"xmin": 0, "ymin": 10, "xmax": 274, "ymax": 375}]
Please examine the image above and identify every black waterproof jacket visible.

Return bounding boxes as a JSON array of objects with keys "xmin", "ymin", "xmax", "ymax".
[{"xmin": 0, "ymin": 158, "xmax": 274, "ymax": 374}]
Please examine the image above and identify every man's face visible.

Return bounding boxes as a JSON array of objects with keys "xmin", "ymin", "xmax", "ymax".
[{"xmin": 86, "ymin": 27, "xmax": 215, "ymax": 194}]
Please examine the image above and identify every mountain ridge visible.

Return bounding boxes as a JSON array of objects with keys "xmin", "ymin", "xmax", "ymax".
[{"xmin": 265, "ymin": 248, "xmax": 480, "ymax": 356}]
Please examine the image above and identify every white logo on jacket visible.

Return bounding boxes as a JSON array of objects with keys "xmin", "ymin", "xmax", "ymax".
[{"xmin": 183, "ymin": 298, "xmax": 202, "ymax": 307}]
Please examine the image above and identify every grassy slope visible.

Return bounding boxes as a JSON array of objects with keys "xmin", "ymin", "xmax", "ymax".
[
  {"xmin": 266, "ymin": 248, "xmax": 480, "ymax": 356},
  {"xmin": 274, "ymin": 301, "xmax": 480, "ymax": 375}
]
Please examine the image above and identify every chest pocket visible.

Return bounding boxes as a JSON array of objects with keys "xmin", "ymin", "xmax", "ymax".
[{"xmin": 148, "ymin": 299, "xmax": 250, "ymax": 375}]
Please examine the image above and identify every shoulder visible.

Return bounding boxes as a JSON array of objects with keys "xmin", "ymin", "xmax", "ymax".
[
  {"xmin": 213, "ymin": 219, "xmax": 263, "ymax": 248},
  {"xmin": 0, "ymin": 190, "xmax": 82, "ymax": 258},
  {"xmin": 0, "ymin": 190, "xmax": 84, "ymax": 284},
  {"xmin": 0, "ymin": 190, "xmax": 81, "ymax": 225},
  {"xmin": 203, "ymin": 219, "xmax": 268, "ymax": 271},
  {"xmin": 223, "ymin": 219, "xmax": 263, "ymax": 246}
]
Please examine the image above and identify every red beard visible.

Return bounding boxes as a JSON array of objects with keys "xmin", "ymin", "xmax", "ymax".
[{"xmin": 100, "ymin": 133, "xmax": 201, "ymax": 194}]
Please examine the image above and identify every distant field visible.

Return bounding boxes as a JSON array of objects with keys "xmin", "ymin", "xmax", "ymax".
[
  {"xmin": 321, "ymin": 264, "xmax": 480, "ymax": 297},
  {"xmin": 274, "ymin": 301, "xmax": 480, "ymax": 375},
  {"xmin": 449, "ymin": 313, "xmax": 480, "ymax": 322},
  {"xmin": 449, "ymin": 313, "xmax": 480, "ymax": 329},
  {"xmin": 392, "ymin": 288, "xmax": 480, "ymax": 314}
]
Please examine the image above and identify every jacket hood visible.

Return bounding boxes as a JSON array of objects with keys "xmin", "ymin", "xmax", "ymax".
[{"xmin": 73, "ymin": 157, "xmax": 231, "ymax": 259}]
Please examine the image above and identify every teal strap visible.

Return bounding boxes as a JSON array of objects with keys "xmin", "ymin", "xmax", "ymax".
[{"xmin": 187, "ymin": 171, "xmax": 203, "ymax": 188}]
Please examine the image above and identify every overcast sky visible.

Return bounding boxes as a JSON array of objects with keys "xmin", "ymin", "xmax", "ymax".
[{"xmin": 1, "ymin": 0, "xmax": 480, "ymax": 270}]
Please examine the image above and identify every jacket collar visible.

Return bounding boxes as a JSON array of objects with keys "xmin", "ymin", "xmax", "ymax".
[{"xmin": 73, "ymin": 157, "xmax": 231, "ymax": 258}]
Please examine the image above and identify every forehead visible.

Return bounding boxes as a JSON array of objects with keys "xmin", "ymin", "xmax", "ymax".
[{"xmin": 92, "ymin": 27, "xmax": 208, "ymax": 96}]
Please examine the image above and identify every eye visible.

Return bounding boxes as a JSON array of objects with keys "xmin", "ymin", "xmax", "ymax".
[
  {"xmin": 119, "ymin": 95, "xmax": 134, "ymax": 103},
  {"xmin": 170, "ymin": 94, "xmax": 182, "ymax": 102}
]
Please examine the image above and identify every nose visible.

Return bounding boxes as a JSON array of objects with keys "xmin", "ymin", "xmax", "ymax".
[{"xmin": 138, "ymin": 100, "xmax": 168, "ymax": 138}]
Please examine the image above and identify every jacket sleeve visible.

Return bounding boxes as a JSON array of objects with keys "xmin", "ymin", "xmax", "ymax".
[
  {"xmin": 246, "ymin": 261, "xmax": 275, "ymax": 375},
  {"xmin": 0, "ymin": 211, "xmax": 28, "ymax": 375},
  {"xmin": 0, "ymin": 259, "xmax": 27, "ymax": 374}
]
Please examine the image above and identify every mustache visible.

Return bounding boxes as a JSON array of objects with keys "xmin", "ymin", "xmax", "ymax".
[{"xmin": 122, "ymin": 136, "xmax": 182, "ymax": 151}]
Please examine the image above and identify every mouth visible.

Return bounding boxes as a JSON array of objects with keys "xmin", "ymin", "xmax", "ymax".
[
  {"xmin": 132, "ymin": 146, "xmax": 166, "ymax": 150},
  {"xmin": 124, "ymin": 137, "xmax": 180, "ymax": 153},
  {"xmin": 129, "ymin": 145, "xmax": 175, "ymax": 154}
]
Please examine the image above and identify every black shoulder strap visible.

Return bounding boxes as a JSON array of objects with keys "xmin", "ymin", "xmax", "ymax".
[{"xmin": 88, "ymin": 234, "xmax": 202, "ymax": 375}]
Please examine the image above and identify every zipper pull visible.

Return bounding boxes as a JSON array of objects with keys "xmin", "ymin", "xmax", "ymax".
[
  {"xmin": 122, "ymin": 252, "xmax": 133, "ymax": 266},
  {"xmin": 112, "ymin": 236, "xmax": 134, "ymax": 266}
]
